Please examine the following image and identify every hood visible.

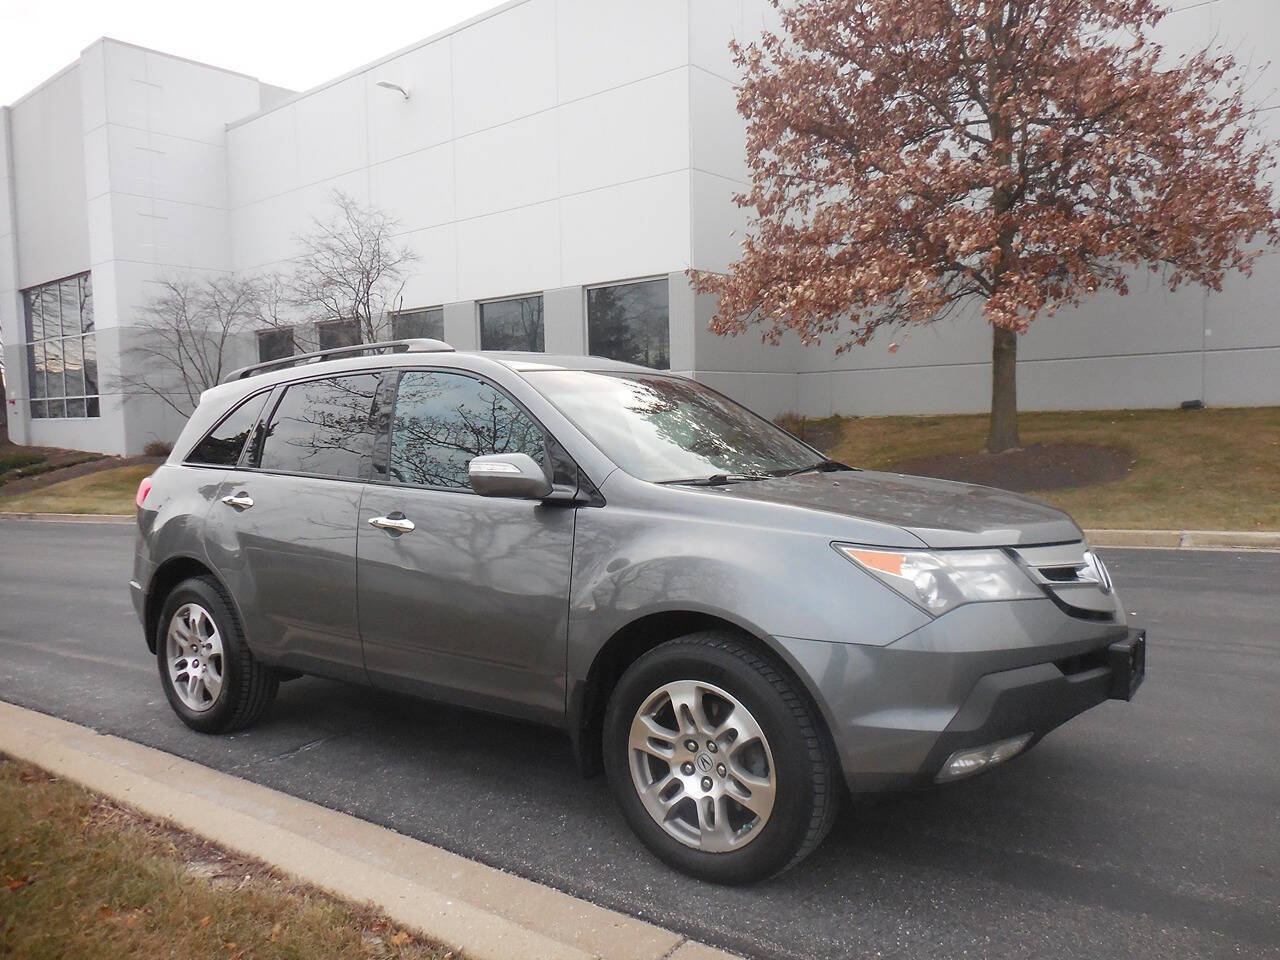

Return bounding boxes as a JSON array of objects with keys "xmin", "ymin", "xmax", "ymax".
[{"xmin": 710, "ymin": 469, "xmax": 1082, "ymax": 548}]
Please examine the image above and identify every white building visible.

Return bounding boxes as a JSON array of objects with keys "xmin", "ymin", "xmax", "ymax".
[{"xmin": 2, "ymin": 0, "xmax": 1277, "ymax": 455}]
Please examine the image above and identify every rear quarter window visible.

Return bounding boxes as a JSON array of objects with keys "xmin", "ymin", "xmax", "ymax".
[{"xmin": 185, "ymin": 392, "xmax": 271, "ymax": 467}]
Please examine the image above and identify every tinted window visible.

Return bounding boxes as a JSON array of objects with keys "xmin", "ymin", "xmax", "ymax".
[
  {"xmin": 187, "ymin": 392, "xmax": 270, "ymax": 467},
  {"xmin": 587, "ymin": 279, "xmax": 670, "ymax": 369},
  {"xmin": 257, "ymin": 328, "xmax": 295, "ymax": 362},
  {"xmin": 392, "ymin": 308, "xmax": 444, "ymax": 341},
  {"xmin": 22, "ymin": 272, "xmax": 99, "ymax": 419},
  {"xmin": 529, "ymin": 371, "xmax": 819, "ymax": 483},
  {"xmin": 258, "ymin": 374, "xmax": 381, "ymax": 479},
  {"xmin": 479, "ymin": 296, "xmax": 543, "ymax": 352},
  {"xmin": 389, "ymin": 371, "xmax": 546, "ymax": 489},
  {"xmin": 318, "ymin": 318, "xmax": 362, "ymax": 349}
]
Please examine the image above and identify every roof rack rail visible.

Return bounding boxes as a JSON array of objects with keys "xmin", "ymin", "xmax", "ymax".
[{"xmin": 221, "ymin": 338, "xmax": 455, "ymax": 384}]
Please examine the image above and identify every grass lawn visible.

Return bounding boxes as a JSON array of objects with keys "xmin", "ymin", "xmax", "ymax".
[
  {"xmin": 804, "ymin": 406, "xmax": 1280, "ymax": 531},
  {"xmin": 0, "ymin": 464, "xmax": 152, "ymax": 515},
  {"xmin": 0, "ymin": 757, "xmax": 454, "ymax": 960}
]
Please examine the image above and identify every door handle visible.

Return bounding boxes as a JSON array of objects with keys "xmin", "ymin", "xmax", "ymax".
[
  {"xmin": 221, "ymin": 493, "xmax": 254, "ymax": 510},
  {"xmin": 368, "ymin": 514, "xmax": 415, "ymax": 534}
]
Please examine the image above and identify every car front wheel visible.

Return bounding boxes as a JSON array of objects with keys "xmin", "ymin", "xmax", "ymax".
[{"xmin": 603, "ymin": 631, "xmax": 840, "ymax": 884}]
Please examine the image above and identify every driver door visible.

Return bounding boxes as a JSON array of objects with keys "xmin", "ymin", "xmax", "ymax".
[{"xmin": 356, "ymin": 369, "xmax": 577, "ymax": 724}]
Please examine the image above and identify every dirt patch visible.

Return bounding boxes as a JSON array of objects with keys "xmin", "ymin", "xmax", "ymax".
[
  {"xmin": 0, "ymin": 454, "xmax": 164, "ymax": 496},
  {"xmin": 891, "ymin": 443, "xmax": 1135, "ymax": 492}
]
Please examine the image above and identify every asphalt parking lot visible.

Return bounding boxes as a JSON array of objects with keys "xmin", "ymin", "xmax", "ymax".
[{"xmin": 1, "ymin": 517, "xmax": 1277, "ymax": 960}]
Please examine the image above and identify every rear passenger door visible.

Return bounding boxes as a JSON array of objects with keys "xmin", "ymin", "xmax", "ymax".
[
  {"xmin": 356, "ymin": 369, "xmax": 576, "ymax": 724},
  {"xmin": 203, "ymin": 372, "xmax": 384, "ymax": 681}
]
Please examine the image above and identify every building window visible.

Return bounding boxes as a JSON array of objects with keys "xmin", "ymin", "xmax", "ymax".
[
  {"xmin": 587, "ymin": 278, "xmax": 670, "ymax": 369},
  {"xmin": 391, "ymin": 307, "xmax": 444, "ymax": 342},
  {"xmin": 24, "ymin": 273, "xmax": 98, "ymax": 419},
  {"xmin": 317, "ymin": 318, "xmax": 362, "ymax": 350},
  {"xmin": 257, "ymin": 328, "xmax": 295, "ymax": 363},
  {"xmin": 480, "ymin": 295, "xmax": 544, "ymax": 352}
]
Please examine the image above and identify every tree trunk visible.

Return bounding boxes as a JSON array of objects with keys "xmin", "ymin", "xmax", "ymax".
[{"xmin": 988, "ymin": 326, "xmax": 1020, "ymax": 453}]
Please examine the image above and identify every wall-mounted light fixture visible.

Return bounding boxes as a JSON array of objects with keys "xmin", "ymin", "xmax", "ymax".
[{"xmin": 375, "ymin": 80, "xmax": 411, "ymax": 101}]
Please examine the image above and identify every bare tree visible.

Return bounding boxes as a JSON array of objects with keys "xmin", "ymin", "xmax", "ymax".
[
  {"xmin": 119, "ymin": 275, "xmax": 266, "ymax": 416},
  {"xmin": 288, "ymin": 190, "xmax": 419, "ymax": 344}
]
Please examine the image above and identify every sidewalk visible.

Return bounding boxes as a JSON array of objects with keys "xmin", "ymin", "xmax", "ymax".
[{"xmin": 0, "ymin": 700, "xmax": 739, "ymax": 960}]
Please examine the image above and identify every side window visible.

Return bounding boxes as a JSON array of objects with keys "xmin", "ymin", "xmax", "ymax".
[
  {"xmin": 257, "ymin": 374, "xmax": 381, "ymax": 479},
  {"xmin": 186, "ymin": 392, "xmax": 270, "ymax": 467},
  {"xmin": 389, "ymin": 371, "xmax": 547, "ymax": 489}
]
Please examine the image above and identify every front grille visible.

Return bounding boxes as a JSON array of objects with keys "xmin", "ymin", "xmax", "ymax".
[{"xmin": 1012, "ymin": 542, "xmax": 1119, "ymax": 622}]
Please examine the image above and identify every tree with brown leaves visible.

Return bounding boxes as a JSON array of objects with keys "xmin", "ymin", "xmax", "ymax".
[{"xmin": 696, "ymin": 0, "xmax": 1279, "ymax": 451}]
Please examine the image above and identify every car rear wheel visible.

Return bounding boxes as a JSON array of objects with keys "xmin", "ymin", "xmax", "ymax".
[
  {"xmin": 156, "ymin": 576, "xmax": 277, "ymax": 733},
  {"xmin": 603, "ymin": 631, "xmax": 840, "ymax": 884}
]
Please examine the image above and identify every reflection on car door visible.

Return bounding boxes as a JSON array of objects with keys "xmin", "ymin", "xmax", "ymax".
[
  {"xmin": 204, "ymin": 372, "xmax": 383, "ymax": 681},
  {"xmin": 356, "ymin": 370, "xmax": 575, "ymax": 724}
]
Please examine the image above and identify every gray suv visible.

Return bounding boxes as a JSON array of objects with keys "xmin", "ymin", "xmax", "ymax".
[{"xmin": 131, "ymin": 338, "xmax": 1146, "ymax": 884}]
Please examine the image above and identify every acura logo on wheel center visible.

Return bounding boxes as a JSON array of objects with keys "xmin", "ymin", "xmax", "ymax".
[{"xmin": 696, "ymin": 753, "xmax": 714, "ymax": 773}]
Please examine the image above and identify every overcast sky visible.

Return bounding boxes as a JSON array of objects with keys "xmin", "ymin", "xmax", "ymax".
[{"xmin": 0, "ymin": 0, "xmax": 502, "ymax": 104}]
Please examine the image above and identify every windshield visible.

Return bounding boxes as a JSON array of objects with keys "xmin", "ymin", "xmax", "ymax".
[{"xmin": 527, "ymin": 370, "xmax": 822, "ymax": 483}]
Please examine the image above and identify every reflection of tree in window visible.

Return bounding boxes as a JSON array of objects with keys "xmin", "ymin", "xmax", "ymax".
[
  {"xmin": 587, "ymin": 280, "xmax": 669, "ymax": 369},
  {"xmin": 480, "ymin": 297, "xmax": 544, "ymax": 352},
  {"xmin": 390, "ymin": 372, "xmax": 546, "ymax": 488},
  {"xmin": 258, "ymin": 375, "xmax": 380, "ymax": 479}
]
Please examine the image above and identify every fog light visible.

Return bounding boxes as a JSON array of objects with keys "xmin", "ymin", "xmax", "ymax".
[{"xmin": 935, "ymin": 733, "xmax": 1033, "ymax": 782}]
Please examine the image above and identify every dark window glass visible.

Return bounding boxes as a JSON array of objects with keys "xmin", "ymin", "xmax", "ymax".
[
  {"xmin": 587, "ymin": 279, "xmax": 670, "ymax": 369},
  {"xmin": 62, "ymin": 337, "xmax": 85, "ymax": 396},
  {"xmin": 79, "ymin": 274, "xmax": 94, "ymax": 333},
  {"xmin": 389, "ymin": 371, "xmax": 546, "ymax": 489},
  {"xmin": 257, "ymin": 328, "xmax": 295, "ymax": 362},
  {"xmin": 318, "ymin": 318, "xmax": 362, "ymax": 350},
  {"xmin": 21, "ymin": 272, "xmax": 98, "ymax": 419},
  {"xmin": 480, "ymin": 296, "xmax": 543, "ymax": 352},
  {"xmin": 187, "ymin": 392, "xmax": 271, "ymax": 467},
  {"xmin": 258, "ymin": 374, "xmax": 381, "ymax": 479},
  {"xmin": 391, "ymin": 308, "xmax": 444, "ymax": 341},
  {"xmin": 27, "ymin": 343, "xmax": 45, "ymax": 399}
]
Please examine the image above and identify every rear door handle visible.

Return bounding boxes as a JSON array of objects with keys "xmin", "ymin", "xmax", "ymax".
[
  {"xmin": 368, "ymin": 514, "xmax": 415, "ymax": 534},
  {"xmin": 221, "ymin": 493, "xmax": 254, "ymax": 510}
]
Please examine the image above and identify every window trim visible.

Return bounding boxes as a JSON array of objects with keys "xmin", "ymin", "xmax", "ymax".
[
  {"xmin": 22, "ymin": 271, "xmax": 100, "ymax": 420},
  {"xmin": 582, "ymin": 275, "xmax": 672, "ymax": 370},
  {"xmin": 476, "ymin": 292, "xmax": 546, "ymax": 353},
  {"xmin": 182, "ymin": 387, "xmax": 275, "ymax": 469},
  {"xmin": 242, "ymin": 369, "xmax": 390, "ymax": 484},
  {"xmin": 389, "ymin": 306, "xmax": 445, "ymax": 342},
  {"xmin": 371, "ymin": 366, "xmax": 575, "ymax": 497}
]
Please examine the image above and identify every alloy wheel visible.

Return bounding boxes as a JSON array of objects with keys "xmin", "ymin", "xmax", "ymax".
[
  {"xmin": 165, "ymin": 602, "xmax": 225, "ymax": 713},
  {"xmin": 627, "ymin": 679, "xmax": 776, "ymax": 852}
]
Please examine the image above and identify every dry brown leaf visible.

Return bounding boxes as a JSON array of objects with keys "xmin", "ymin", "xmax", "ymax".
[
  {"xmin": 200, "ymin": 915, "xmax": 213, "ymax": 927},
  {"xmin": 4, "ymin": 876, "xmax": 30, "ymax": 892},
  {"xmin": 268, "ymin": 921, "xmax": 282, "ymax": 942},
  {"xmin": 389, "ymin": 930, "xmax": 411, "ymax": 946}
]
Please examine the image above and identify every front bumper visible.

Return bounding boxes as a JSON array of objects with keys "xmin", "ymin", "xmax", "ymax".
[{"xmin": 774, "ymin": 598, "xmax": 1145, "ymax": 792}]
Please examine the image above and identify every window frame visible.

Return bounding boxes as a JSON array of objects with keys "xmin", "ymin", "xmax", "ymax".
[
  {"xmin": 583, "ymin": 275, "xmax": 671, "ymax": 371},
  {"xmin": 243, "ymin": 370, "xmax": 390, "ymax": 483},
  {"xmin": 22, "ymin": 271, "xmax": 100, "ymax": 420},
  {"xmin": 182, "ymin": 388, "xmax": 275, "ymax": 469},
  {"xmin": 477, "ymin": 293, "xmax": 545, "ymax": 353},
  {"xmin": 316, "ymin": 317, "xmax": 363, "ymax": 351},
  {"xmin": 371, "ymin": 366, "xmax": 577, "ymax": 497},
  {"xmin": 390, "ymin": 306, "xmax": 445, "ymax": 342}
]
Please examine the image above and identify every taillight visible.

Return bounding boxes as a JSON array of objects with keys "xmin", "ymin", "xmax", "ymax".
[{"xmin": 136, "ymin": 475, "xmax": 153, "ymax": 509}]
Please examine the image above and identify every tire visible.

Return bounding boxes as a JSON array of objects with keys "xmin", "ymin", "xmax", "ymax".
[
  {"xmin": 603, "ymin": 631, "xmax": 840, "ymax": 884},
  {"xmin": 155, "ymin": 575, "xmax": 278, "ymax": 734}
]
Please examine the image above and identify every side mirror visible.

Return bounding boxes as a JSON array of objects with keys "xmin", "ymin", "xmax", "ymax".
[{"xmin": 468, "ymin": 453, "xmax": 553, "ymax": 500}]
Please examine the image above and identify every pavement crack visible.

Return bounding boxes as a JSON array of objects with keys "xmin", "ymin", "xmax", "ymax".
[
  {"xmin": 263, "ymin": 735, "xmax": 344, "ymax": 764},
  {"xmin": 658, "ymin": 936, "xmax": 688, "ymax": 960}
]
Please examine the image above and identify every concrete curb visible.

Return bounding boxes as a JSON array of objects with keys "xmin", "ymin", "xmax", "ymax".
[
  {"xmin": 1084, "ymin": 529, "xmax": 1280, "ymax": 550},
  {"xmin": 0, "ymin": 701, "xmax": 739, "ymax": 960},
  {"xmin": 0, "ymin": 512, "xmax": 134, "ymax": 524}
]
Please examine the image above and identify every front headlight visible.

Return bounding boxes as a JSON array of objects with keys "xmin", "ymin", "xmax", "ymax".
[{"xmin": 833, "ymin": 543, "xmax": 1043, "ymax": 616}]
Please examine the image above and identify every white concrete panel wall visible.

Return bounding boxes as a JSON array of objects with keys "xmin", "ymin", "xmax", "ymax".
[{"xmin": 227, "ymin": 0, "xmax": 695, "ymax": 307}]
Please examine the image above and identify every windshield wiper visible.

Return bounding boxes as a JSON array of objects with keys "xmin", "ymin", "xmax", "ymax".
[
  {"xmin": 772, "ymin": 459, "xmax": 857, "ymax": 478},
  {"xmin": 659, "ymin": 473, "xmax": 774, "ymax": 486}
]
